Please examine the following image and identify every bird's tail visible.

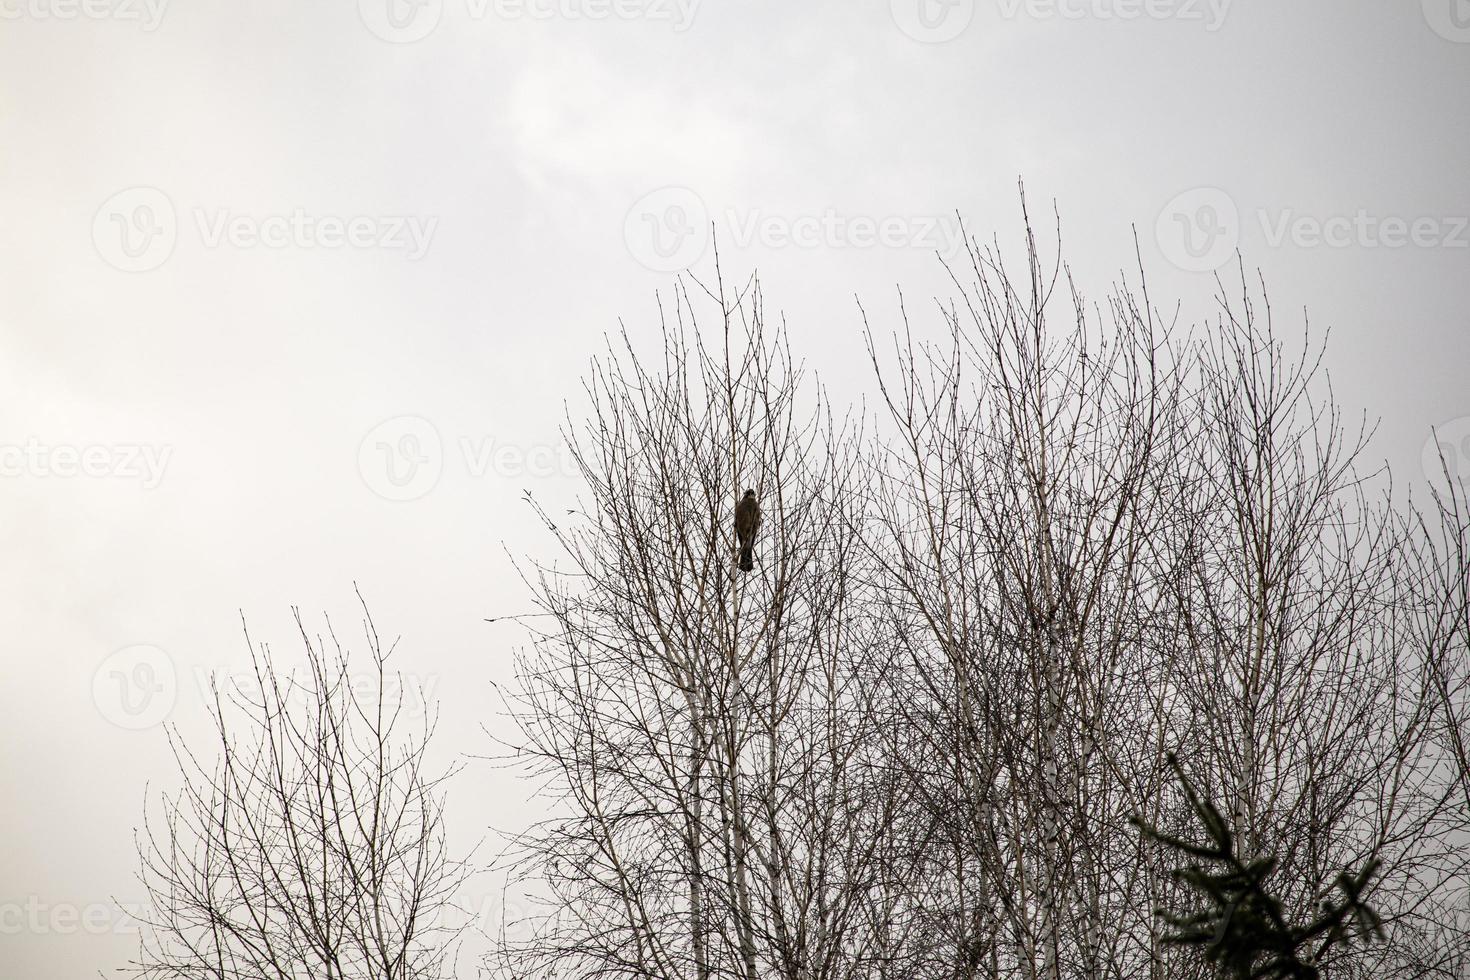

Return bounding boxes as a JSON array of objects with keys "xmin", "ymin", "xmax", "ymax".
[{"xmin": 738, "ymin": 545, "xmax": 753, "ymax": 572}]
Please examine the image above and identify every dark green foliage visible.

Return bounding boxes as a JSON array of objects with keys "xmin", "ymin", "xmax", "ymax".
[{"xmin": 1131, "ymin": 754, "xmax": 1384, "ymax": 979}]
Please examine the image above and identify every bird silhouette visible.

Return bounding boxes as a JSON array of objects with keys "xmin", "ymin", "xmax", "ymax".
[{"xmin": 734, "ymin": 488, "xmax": 761, "ymax": 572}]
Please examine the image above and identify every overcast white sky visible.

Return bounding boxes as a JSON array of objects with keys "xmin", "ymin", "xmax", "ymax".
[{"xmin": 2, "ymin": 2, "xmax": 1468, "ymax": 976}]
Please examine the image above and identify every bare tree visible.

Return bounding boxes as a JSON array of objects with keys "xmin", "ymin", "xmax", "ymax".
[
  {"xmin": 862, "ymin": 204, "xmax": 1195, "ymax": 980},
  {"xmin": 492, "ymin": 265, "xmax": 917, "ymax": 980},
  {"xmin": 127, "ymin": 594, "xmax": 469, "ymax": 980},
  {"xmin": 862, "ymin": 199, "xmax": 1470, "ymax": 979},
  {"xmin": 497, "ymin": 202, "xmax": 1470, "ymax": 980}
]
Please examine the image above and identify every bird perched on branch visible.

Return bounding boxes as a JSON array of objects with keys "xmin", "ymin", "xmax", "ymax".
[{"xmin": 734, "ymin": 489, "xmax": 761, "ymax": 572}]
